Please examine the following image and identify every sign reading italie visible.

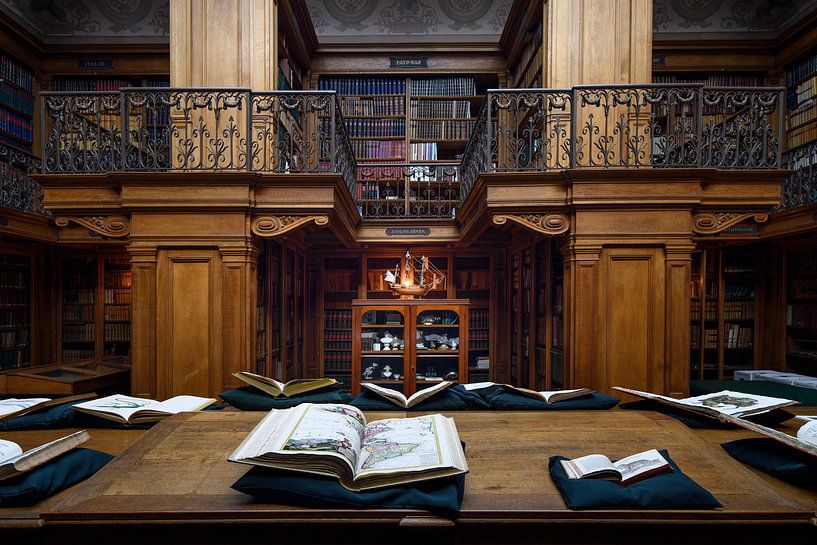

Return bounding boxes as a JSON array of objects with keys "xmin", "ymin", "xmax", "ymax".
[
  {"xmin": 390, "ymin": 57, "xmax": 428, "ymax": 69},
  {"xmin": 77, "ymin": 59, "xmax": 114, "ymax": 70},
  {"xmin": 385, "ymin": 227, "xmax": 431, "ymax": 237}
]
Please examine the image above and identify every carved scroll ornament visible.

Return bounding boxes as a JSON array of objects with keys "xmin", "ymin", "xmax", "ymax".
[
  {"xmin": 692, "ymin": 212, "xmax": 769, "ymax": 235},
  {"xmin": 492, "ymin": 213, "xmax": 570, "ymax": 235},
  {"xmin": 54, "ymin": 215, "xmax": 130, "ymax": 237},
  {"xmin": 251, "ymin": 215, "xmax": 329, "ymax": 237}
]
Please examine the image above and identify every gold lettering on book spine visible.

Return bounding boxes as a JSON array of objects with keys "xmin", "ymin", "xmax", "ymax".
[
  {"xmin": 692, "ymin": 212, "xmax": 769, "ymax": 235},
  {"xmin": 251, "ymin": 215, "xmax": 329, "ymax": 237},
  {"xmin": 54, "ymin": 215, "xmax": 131, "ymax": 237},
  {"xmin": 492, "ymin": 213, "xmax": 570, "ymax": 235}
]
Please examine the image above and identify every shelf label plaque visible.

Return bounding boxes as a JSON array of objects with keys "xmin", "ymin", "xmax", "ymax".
[
  {"xmin": 390, "ymin": 57, "xmax": 427, "ymax": 69},
  {"xmin": 385, "ymin": 227, "xmax": 431, "ymax": 237}
]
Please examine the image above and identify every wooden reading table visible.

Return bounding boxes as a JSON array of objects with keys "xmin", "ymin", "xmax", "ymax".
[{"xmin": 1, "ymin": 410, "xmax": 816, "ymax": 544}]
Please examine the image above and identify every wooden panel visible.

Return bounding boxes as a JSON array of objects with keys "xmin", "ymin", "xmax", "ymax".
[
  {"xmin": 600, "ymin": 247, "xmax": 665, "ymax": 394},
  {"xmin": 220, "ymin": 245, "xmax": 257, "ymax": 392},
  {"xmin": 665, "ymin": 245, "xmax": 694, "ymax": 397},
  {"xmin": 565, "ymin": 245, "xmax": 600, "ymax": 389},
  {"xmin": 130, "ymin": 247, "xmax": 157, "ymax": 398}
]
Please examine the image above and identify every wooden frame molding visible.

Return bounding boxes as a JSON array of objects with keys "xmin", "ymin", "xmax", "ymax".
[
  {"xmin": 692, "ymin": 212, "xmax": 770, "ymax": 235},
  {"xmin": 492, "ymin": 213, "xmax": 570, "ymax": 235},
  {"xmin": 54, "ymin": 215, "xmax": 131, "ymax": 238},
  {"xmin": 251, "ymin": 215, "xmax": 330, "ymax": 237}
]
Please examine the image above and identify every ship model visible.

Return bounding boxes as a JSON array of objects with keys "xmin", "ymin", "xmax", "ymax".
[{"xmin": 384, "ymin": 251, "xmax": 445, "ymax": 298}]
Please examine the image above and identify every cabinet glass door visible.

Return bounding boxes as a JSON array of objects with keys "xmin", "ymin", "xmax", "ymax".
[
  {"xmin": 360, "ymin": 309, "xmax": 406, "ymax": 392},
  {"xmin": 415, "ymin": 308, "xmax": 461, "ymax": 390}
]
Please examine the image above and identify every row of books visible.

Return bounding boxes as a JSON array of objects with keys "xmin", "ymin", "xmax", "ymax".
[
  {"xmin": 653, "ymin": 73, "xmax": 765, "ymax": 87},
  {"xmin": 62, "ymin": 349, "xmax": 94, "ymax": 361},
  {"xmin": 787, "ymin": 120, "xmax": 817, "ymax": 149},
  {"xmin": 105, "ymin": 270, "xmax": 131, "ymax": 288},
  {"xmin": 723, "ymin": 300, "xmax": 755, "ymax": 320},
  {"xmin": 468, "ymin": 308, "xmax": 489, "ymax": 330},
  {"xmin": 104, "ymin": 288, "xmax": 132, "ymax": 304},
  {"xmin": 690, "ymin": 300, "xmax": 718, "ymax": 321},
  {"xmin": 0, "ymin": 271, "xmax": 26, "ymax": 288},
  {"xmin": 324, "ymin": 352, "xmax": 352, "ymax": 371},
  {"xmin": 104, "ymin": 306, "xmax": 130, "ymax": 321},
  {"xmin": 788, "ymin": 51, "xmax": 817, "ymax": 86},
  {"xmin": 357, "ymin": 181, "xmax": 382, "ymax": 200},
  {"xmin": 0, "ymin": 54, "xmax": 33, "ymax": 92},
  {"xmin": 411, "ymin": 119, "xmax": 473, "ymax": 140},
  {"xmin": 52, "ymin": 78, "xmax": 134, "ymax": 92},
  {"xmin": 341, "ymin": 96, "xmax": 405, "ymax": 117},
  {"xmin": 62, "ymin": 323, "xmax": 95, "ymax": 342},
  {"xmin": 724, "ymin": 323, "xmax": 753, "ymax": 349},
  {"xmin": 787, "ymin": 303, "xmax": 817, "ymax": 329},
  {"xmin": 411, "ymin": 142, "xmax": 437, "ymax": 161},
  {"xmin": 791, "ymin": 278, "xmax": 817, "ymax": 299},
  {"xmin": 457, "ymin": 271, "xmax": 490, "ymax": 291},
  {"xmin": 0, "ymin": 328, "xmax": 27, "ymax": 348},
  {"xmin": 724, "ymin": 282, "xmax": 755, "ymax": 298},
  {"xmin": 0, "ymin": 290, "xmax": 27, "ymax": 305},
  {"xmin": 345, "ymin": 118, "xmax": 405, "ymax": 138},
  {"xmin": 410, "ymin": 99, "xmax": 472, "ymax": 119},
  {"xmin": 552, "ymin": 315, "xmax": 563, "ymax": 348},
  {"xmin": 324, "ymin": 309, "xmax": 352, "ymax": 330},
  {"xmin": 0, "ymin": 109, "xmax": 32, "ymax": 142},
  {"xmin": 351, "ymin": 139, "xmax": 404, "ymax": 160},
  {"xmin": 0, "ymin": 309, "xmax": 27, "ymax": 327},
  {"xmin": 723, "ymin": 262, "xmax": 754, "ymax": 273},
  {"xmin": 0, "ymin": 80, "xmax": 34, "ymax": 115},
  {"xmin": 104, "ymin": 323, "xmax": 130, "ymax": 342},
  {"xmin": 62, "ymin": 305, "xmax": 94, "ymax": 321},
  {"xmin": 787, "ymin": 99, "xmax": 817, "ymax": 130},
  {"xmin": 469, "ymin": 339, "xmax": 488, "ymax": 352},
  {"xmin": 469, "ymin": 328, "xmax": 489, "ymax": 342},
  {"xmin": 0, "ymin": 349, "xmax": 27, "ymax": 369},
  {"xmin": 320, "ymin": 76, "xmax": 406, "ymax": 95},
  {"xmin": 410, "ymin": 77, "xmax": 475, "ymax": 96},
  {"xmin": 512, "ymin": 19, "xmax": 543, "ymax": 87},
  {"xmin": 789, "ymin": 249, "xmax": 817, "ymax": 274},
  {"xmin": 63, "ymin": 289, "xmax": 94, "ymax": 304},
  {"xmin": 62, "ymin": 272, "xmax": 96, "ymax": 286}
]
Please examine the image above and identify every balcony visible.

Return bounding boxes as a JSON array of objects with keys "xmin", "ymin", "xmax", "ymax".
[
  {"xmin": 780, "ymin": 142, "xmax": 817, "ymax": 210},
  {"xmin": 0, "ymin": 143, "xmax": 47, "ymax": 216}
]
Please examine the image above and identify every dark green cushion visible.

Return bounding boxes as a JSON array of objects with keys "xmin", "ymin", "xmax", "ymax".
[
  {"xmin": 0, "ymin": 401, "xmax": 81, "ymax": 431},
  {"xmin": 722, "ymin": 438, "xmax": 817, "ymax": 489},
  {"xmin": 692, "ymin": 380, "xmax": 817, "ymax": 407},
  {"xmin": 220, "ymin": 386, "xmax": 353, "ymax": 410},
  {"xmin": 0, "ymin": 448, "xmax": 113, "ymax": 507},
  {"xmin": 619, "ymin": 400, "xmax": 794, "ymax": 429},
  {"xmin": 349, "ymin": 385, "xmax": 474, "ymax": 411},
  {"xmin": 487, "ymin": 387, "xmax": 620, "ymax": 410},
  {"xmin": 548, "ymin": 449, "xmax": 721, "ymax": 510},
  {"xmin": 232, "ymin": 466, "xmax": 465, "ymax": 515}
]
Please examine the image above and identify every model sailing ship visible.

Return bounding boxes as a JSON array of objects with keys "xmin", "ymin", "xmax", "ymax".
[{"xmin": 384, "ymin": 251, "xmax": 445, "ymax": 297}]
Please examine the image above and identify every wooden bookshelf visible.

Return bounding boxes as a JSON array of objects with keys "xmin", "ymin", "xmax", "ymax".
[
  {"xmin": 0, "ymin": 252, "xmax": 30, "ymax": 370},
  {"xmin": 501, "ymin": 0, "xmax": 544, "ymax": 89},
  {"xmin": 454, "ymin": 255, "xmax": 492, "ymax": 383},
  {"xmin": 0, "ymin": 51, "xmax": 35, "ymax": 152},
  {"xmin": 785, "ymin": 247, "xmax": 817, "ymax": 372},
  {"xmin": 320, "ymin": 256, "xmax": 360, "ymax": 391},
  {"xmin": 256, "ymin": 243, "xmax": 268, "ymax": 375},
  {"xmin": 102, "ymin": 257, "xmax": 131, "ymax": 358},
  {"xmin": 786, "ymin": 49, "xmax": 817, "ymax": 152}
]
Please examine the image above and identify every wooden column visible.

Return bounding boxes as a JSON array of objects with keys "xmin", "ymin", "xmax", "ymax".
[{"xmin": 129, "ymin": 245, "xmax": 158, "ymax": 398}]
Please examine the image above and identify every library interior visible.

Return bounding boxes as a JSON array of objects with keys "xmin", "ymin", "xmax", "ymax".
[{"xmin": 2, "ymin": 0, "xmax": 817, "ymax": 542}]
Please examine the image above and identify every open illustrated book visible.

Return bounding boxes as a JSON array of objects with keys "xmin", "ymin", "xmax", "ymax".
[
  {"xmin": 232, "ymin": 372, "xmax": 337, "ymax": 398},
  {"xmin": 0, "ymin": 393, "xmax": 95, "ymax": 421},
  {"xmin": 0, "ymin": 430, "xmax": 90, "ymax": 482},
  {"xmin": 462, "ymin": 382, "xmax": 594, "ymax": 404},
  {"xmin": 722, "ymin": 414, "xmax": 817, "ymax": 457},
  {"xmin": 560, "ymin": 448, "xmax": 671, "ymax": 486},
  {"xmin": 71, "ymin": 394, "xmax": 217, "ymax": 424},
  {"xmin": 361, "ymin": 381, "xmax": 452, "ymax": 408},
  {"xmin": 228, "ymin": 403, "xmax": 468, "ymax": 491},
  {"xmin": 612, "ymin": 387, "xmax": 797, "ymax": 418}
]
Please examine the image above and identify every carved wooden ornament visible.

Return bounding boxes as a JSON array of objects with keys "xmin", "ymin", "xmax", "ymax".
[
  {"xmin": 251, "ymin": 215, "xmax": 330, "ymax": 237},
  {"xmin": 54, "ymin": 215, "xmax": 131, "ymax": 237},
  {"xmin": 492, "ymin": 213, "xmax": 570, "ymax": 235},
  {"xmin": 692, "ymin": 212, "xmax": 769, "ymax": 235}
]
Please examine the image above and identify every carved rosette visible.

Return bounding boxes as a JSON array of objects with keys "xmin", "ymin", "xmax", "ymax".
[
  {"xmin": 692, "ymin": 212, "xmax": 769, "ymax": 235},
  {"xmin": 54, "ymin": 215, "xmax": 131, "ymax": 237},
  {"xmin": 492, "ymin": 213, "xmax": 570, "ymax": 235},
  {"xmin": 251, "ymin": 215, "xmax": 330, "ymax": 237}
]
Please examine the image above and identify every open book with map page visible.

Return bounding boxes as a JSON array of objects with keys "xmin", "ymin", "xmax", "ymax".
[
  {"xmin": 228, "ymin": 403, "xmax": 468, "ymax": 491},
  {"xmin": 232, "ymin": 372, "xmax": 337, "ymax": 398},
  {"xmin": 723, "ymin": 414, "xmax": 817, "ymax": 458},
  {"xmin": 612, "ymin": 387, "xmax": 797, "ymax": 418}
]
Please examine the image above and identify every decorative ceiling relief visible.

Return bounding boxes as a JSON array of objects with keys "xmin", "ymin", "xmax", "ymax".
[{"xmin": 306, "ymin": 0, "xmax": 510, "ymax": 43}]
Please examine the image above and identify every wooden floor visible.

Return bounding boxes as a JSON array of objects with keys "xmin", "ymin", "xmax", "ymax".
[{"xmin": 1, "ymin": 409, "xmax": 816, "ymax": 544}]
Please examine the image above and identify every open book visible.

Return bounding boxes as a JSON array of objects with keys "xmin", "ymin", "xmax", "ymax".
[
  {"xmin": 361, "ymin": 381, "xmax": 451, "ymax": 408},
  {"xmin": 721, "ymin": 413, "xmax": 817, "ymax": 457},
  {"xmin": 560, "ymin": 448, "xmax": 671, "ymax": 486},
  {"xmin": 0, "ymin": 393, "xmax": 95, "ymax": 421},
  {"xmin": 613, "ymin": 387, "xmax": 797, "ymax": 418},
  {"xmin": 233, "ymin": 372, "xmax": 337, "ymax": 398},
  {"xmin": 0, "ymin": 430, "xmax": 90, "ymax": 482},
  {"xmin": 462, "ymin": 382, "xmax": 593, "ymax": 404},
  {"xmin": 72, "ymin": 394, "xmax": 217, "ymax": 424},
  {"xmin": 229, "ymin": 403, "xmax": 468, "ymax": 491}
]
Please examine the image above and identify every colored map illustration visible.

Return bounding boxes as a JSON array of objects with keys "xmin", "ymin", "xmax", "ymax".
[
  {"xmin": 358, "ymin": 416, "xmax": 441, "ymax": 473},
  {"xmin": 281, "ymin": 405, "xmax": 365, "ymax": 468}
]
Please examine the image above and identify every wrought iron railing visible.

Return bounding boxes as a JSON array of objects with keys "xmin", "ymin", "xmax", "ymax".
[
  {"xmin": 0, "ymin": 143, "xmax": 47, "ymax": 216},
  {"xmin": 780, "ymin": 142, "xmax": 817, "ymax": 210},
  {"xmin": 40, "ymin": 89, "xmax": 357, "ymax": 195},
  {"xmin": 356, "ymin": 163, "xmax": 459, "ymax": 219},
  {"xmin": 460, "ymin": 85, "xmax": 785, "ymax": 201}
]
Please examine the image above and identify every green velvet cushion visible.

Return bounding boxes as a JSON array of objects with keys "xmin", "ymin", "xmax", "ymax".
[
  {"xmin": 487, "ymin": 387, "xmax": 620, "ymax": 410},
  {"xmin": 232, "ymin": 466, "xmax": 465, "ymax": 514},
  {"xmin": 0, "ymin": 401, "xmax": 80, "ymax": 431},
  {"xmin": 220, "ymin": 386, "xmax": 352, "ymax": 410},
  {"xmin": 619, "ymin": 400, "xmax": 793, "ymax": 429},
  {"xmin": 349, "ymin": 385, "xmax": 474, "ymax": 411},
  {"xmin": 722, "ymin": 438, "xmax": 817, "ymax": 489},
  {"xmin": 0, "ymin": 448, "xmax": 113, "ymax": 507},
  {"xmin": 548, "ymin": 449, "xmax": 721, "ymax": 510}
]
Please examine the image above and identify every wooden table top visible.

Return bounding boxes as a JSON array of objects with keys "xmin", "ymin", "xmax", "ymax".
[{"xmin": 30, "ymin": 410, "xmax": 813, "ymax": 531}]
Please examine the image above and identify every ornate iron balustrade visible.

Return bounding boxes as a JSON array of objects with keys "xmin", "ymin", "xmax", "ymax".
[
  {"xmin": 40, "ymin": 89, "xmax": 357, "ymax": 195},
  {"xmin": 0, "ymin": 143, "xmax": 47, "ymax": 216},
  {"xmin": 461, "ymin": 85, "xmax": 785, "ymax": 202},
  {"xmin": 356, "ymin": 163, "xmax": 459, "ymax": 219},
  {"xmin": 780, "ymin": 142, "xmax": 817, "ymax": 210}
]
